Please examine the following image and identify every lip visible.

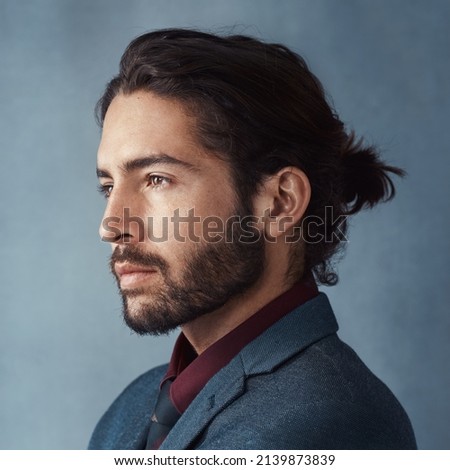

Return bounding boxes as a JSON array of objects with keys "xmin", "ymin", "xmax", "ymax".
[{"xmin": 114, "ymin": 263, "xmax": 157, "ymax": 288}]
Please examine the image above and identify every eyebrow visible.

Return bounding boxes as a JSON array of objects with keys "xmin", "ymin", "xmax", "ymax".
[{"xmin": 96, "ymin": 154, "xmax": 199, "ymax": 178}]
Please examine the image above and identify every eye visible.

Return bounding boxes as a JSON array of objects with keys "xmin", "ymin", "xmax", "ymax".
[
  {"xmin": 147, "ymin": 174, "xmax": 171, "ymax": 187},
  {"xmin": 97, "ymin": 184, "xmax": 113, "ymax": 198}
]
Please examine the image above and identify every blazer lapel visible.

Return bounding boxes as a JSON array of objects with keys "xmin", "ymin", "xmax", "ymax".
[{"xmin": 159, "ymin": 357, "xmax": 246, "ymax": 449}]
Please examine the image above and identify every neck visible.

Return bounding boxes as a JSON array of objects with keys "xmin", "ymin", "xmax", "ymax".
[{"xmin": 181, "ymin": 269, "xmax": 292, "ymax": 355}]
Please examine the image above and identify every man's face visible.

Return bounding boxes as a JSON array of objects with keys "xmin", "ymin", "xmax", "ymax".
[{"xmin": 97, "ymin": 91, "xmax": 265, "ymax": 335}]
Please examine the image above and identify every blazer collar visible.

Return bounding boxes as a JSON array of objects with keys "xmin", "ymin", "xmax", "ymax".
[{"xmin": 160, "ymin": 293, "xmax": 338, "ymax": 449}]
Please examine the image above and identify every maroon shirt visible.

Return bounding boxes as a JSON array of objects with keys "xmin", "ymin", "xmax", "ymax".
[{"xmin": 163, "ymin": 273, "xmax": 319, "ymax": 414}]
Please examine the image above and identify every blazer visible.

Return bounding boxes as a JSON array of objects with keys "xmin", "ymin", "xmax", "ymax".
[{"xmin": 88, "ymin": 293, "xmax": 417, "ymax": 449}]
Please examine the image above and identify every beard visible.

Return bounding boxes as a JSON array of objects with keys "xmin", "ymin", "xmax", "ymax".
[{"xmin": 109, "ymin": 211, "xmax": 265, "ymax": 335}]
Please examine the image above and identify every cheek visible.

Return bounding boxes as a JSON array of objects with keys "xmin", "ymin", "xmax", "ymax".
[
  {"xmin": 141, "ymin": 181, "xmax": 237, "ymax": 245},
  {"xmin": 196, "ymin": 184, "xmax": 238, "ymax": 220},
  {"xmin": 138, "ymin": 205, "xmax": 200, "ymax": 246}
]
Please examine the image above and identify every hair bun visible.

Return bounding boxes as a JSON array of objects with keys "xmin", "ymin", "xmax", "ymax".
[{"xmin": 340, "ymin": 133, "xmax": 406, "ymax": 215}]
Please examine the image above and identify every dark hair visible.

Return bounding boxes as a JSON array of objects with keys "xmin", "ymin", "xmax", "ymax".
[{"xmin": 96, "ymin": 28, "xmax": 405, "ymax": 286}]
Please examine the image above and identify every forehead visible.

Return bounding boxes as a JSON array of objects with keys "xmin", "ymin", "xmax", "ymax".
[{"xmin": 97, "ymin": 90, "xmax": 212, "ymax": 171}]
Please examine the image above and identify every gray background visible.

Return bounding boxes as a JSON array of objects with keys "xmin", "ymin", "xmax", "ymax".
[{"xmin": 1, "ymin": 0, "xmax": 449, "ymax": 450}]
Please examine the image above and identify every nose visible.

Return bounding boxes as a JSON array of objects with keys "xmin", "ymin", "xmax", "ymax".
[{"xmin": 99, "ymin": 191, "xmax": 145, "ymax": 245}]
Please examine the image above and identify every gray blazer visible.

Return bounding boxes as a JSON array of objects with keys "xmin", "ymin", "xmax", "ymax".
[{"xmin": 88, "ymin": 293, "xmax": 416, "ymax": 449}]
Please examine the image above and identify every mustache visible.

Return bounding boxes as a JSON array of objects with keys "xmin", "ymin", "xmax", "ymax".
[{"xmin": 109, "ymin": 246, "xmax": 168, "ymax": 274}]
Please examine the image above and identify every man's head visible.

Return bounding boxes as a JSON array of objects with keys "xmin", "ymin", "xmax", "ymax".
[{"xmin": 96, "ymin": 28, "xmax": 403, "ymax": 335}]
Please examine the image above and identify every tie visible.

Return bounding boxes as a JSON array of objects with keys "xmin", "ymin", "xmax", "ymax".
[{"xmin": 145, "ymin": 380, "xmax": 181, "ymax": 449}]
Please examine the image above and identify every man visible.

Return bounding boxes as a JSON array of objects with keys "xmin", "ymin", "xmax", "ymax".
[{"xmin": 89, "ymin": 28, "xmax": 416, "ymax": 450}]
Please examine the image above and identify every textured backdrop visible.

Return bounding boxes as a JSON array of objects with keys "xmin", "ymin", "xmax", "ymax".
[{"xmin": 0, "ymin": 0, "xmax": 449, "ymax": 449}]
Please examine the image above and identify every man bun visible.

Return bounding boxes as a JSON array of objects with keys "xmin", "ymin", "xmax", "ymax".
[{"xmin": 340, "ymin": 132, "xmax": 406, "ymax": 216}]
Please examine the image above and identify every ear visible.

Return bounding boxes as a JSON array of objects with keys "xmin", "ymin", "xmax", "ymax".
[{"xmin": 253, "ymin": 167, "xmax": 311, "ymax": 240}]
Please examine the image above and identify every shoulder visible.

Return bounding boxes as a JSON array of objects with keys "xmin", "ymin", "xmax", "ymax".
[
  {"xmin": 199, "ymin": 334, "xmax": 416, "ymax": 449},
  {"xmin": 288, "ymin": 335, "xmax": 417, "ymax": 449},
  {"xmin": 88, "ymin": 364, "xmax": 167, "ymax": 449}
]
